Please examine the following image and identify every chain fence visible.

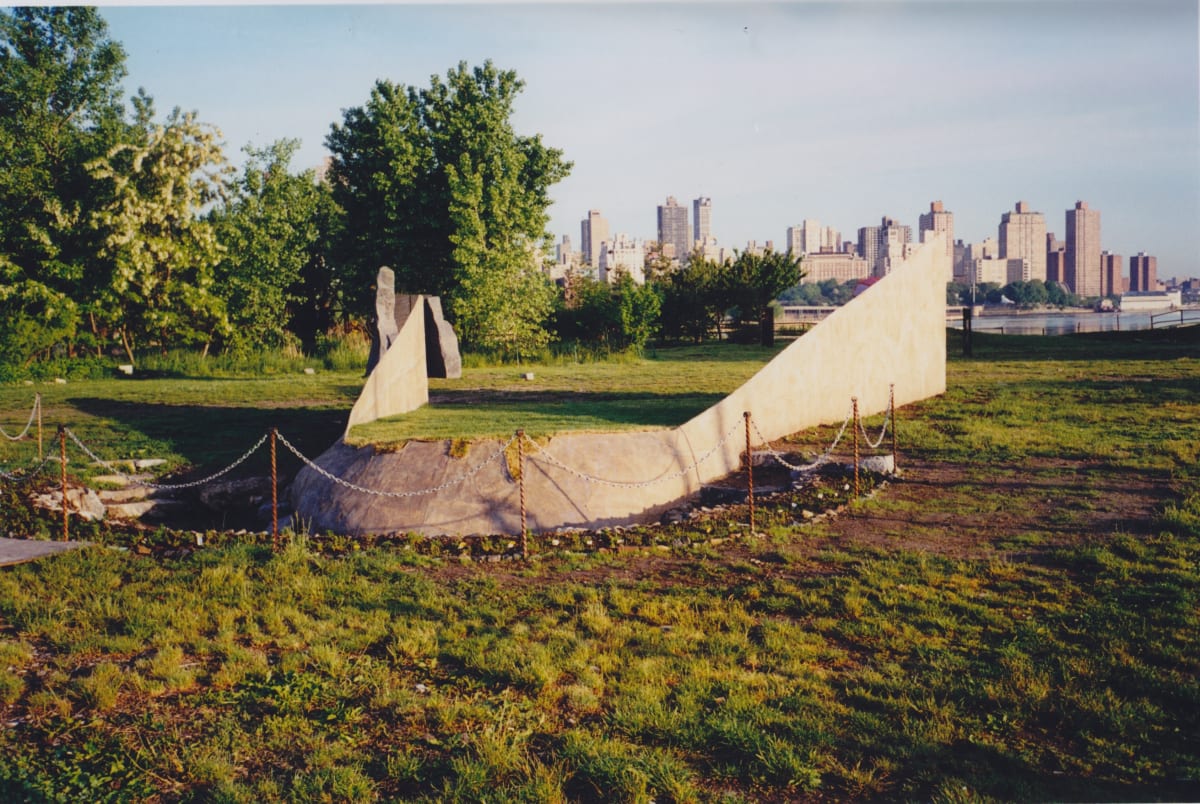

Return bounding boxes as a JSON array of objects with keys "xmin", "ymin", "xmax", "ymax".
[
  {"xmin": 0, "ymin": 394, "xmax": 40, "ymax": 441},
  {"xmin": 4, "ymin": 388, "xmax": 899, "ymax": 544}
]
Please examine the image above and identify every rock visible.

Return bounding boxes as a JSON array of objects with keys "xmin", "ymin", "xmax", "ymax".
[
  {"xmin": 303, "ymin": 367, "xmax": 316, "ymax": 375},
  {"xmin": 198, "ymin": 476, "xmax": 273, "ymax": 513},
  {"xmin": 857, "ymin": 454, "xmax": 896, "ymax": 474},
  {"xmin": 97, "ymin": 486, "xmax": 152, "ymax": 504},
  {"xmin": 32, "ymin": 486, "xmax": 105, "ymax": 521},
  {"xmin": 53, "ymin": 378, "xmax": 67, "ymax": 385},
  {"xmin": 133, "ymin": 458, "xmax": 167, "ymax": 470},
  {"xmin": 106, "ymin": 499, "xmax": 189, "ymax": 522},
  {"xmin": 521, "ymin": 372, "xmax": 535, "ymax": 381},
  {"xmin": 701, "ymin": 485, "xmax": 747, "ymax": 506},
  {"xmin": 423, "ymin": 295, "xmax": 462, "ymax": 379},
  {"xmin": 117, "ymin": 364, "xmax": 134, "ymax": 375}
]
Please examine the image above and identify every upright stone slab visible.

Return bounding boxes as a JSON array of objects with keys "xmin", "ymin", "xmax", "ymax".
[{"xmin": 423, "ymin": 296, "xmax": 461, "ymax": 379}]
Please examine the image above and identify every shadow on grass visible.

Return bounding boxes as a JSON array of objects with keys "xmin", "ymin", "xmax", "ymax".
[
  {"xmin": 949, "ymin": 323, "xmax": 1200, "ymax": 362},
  {"xmin": 68, "ymin": 398, "xmax": 348, "ymax": 478}
]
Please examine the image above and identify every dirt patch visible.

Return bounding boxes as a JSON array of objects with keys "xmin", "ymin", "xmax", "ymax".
[{"xmin": 414, "ymin": 453, "xmax": 1177, "ymax": 587}]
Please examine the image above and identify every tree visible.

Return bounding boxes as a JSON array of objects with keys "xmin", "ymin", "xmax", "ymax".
[
  {"xmin": 87, "ymin": 108, "xmax": 232, "ymax": 362},
  {"xmin": 660, "ymin": 254, "xmax": 727, "ymax": 342},
  {"xmin": 614, "ymin": 273, "xmax": 662, "ymax": 352},
  {"xmin": 326, "ymin": 61, "xmax": 572, "ymax": 351},
  {"xmin": 723, "ymin": 249, "xmax": 804, "ymax": 344},
  {"xmin": 0, "ymin": 7, "xmax": 129, "ymax": 362},
  {"xmin": 210, "ymin": 139, "xmax": 335, "ymax": 354}
]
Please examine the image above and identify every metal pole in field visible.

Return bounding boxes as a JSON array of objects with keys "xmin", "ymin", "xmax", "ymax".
[
  {"xmin": 852, "ymin": 397, "xmax": 860, "ymax": 499},
  {"xmin": 58, "ymin": 425, "xmax": 68, "ymax": 541},
  {"xmin": 890, "ymin": 384, "xmax": 898, "ymax": 471},
  {"xmin": 516, "ymin": 430, "xmax": 527, "ymax": 558},
  {"xmin": 270, "ymin": 428, "xmax": 279, "ymax": 551},
  {"xmin": 744, "ymin": 411, "xmax": 755, "ymax": 534}
]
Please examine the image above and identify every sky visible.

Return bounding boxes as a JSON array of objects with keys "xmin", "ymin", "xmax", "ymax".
[{"xmin": 99, "ymin": 1, "xmax": 1200, "ymax": 278}]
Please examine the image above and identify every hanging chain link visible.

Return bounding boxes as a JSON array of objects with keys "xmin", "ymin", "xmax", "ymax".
[
  {"xmin": 749, "ymin": 402, "xmax": 855, "ymax": 473},
  {"xmin": 276, "ymin": 431, "xmax": 517, "ymax": 498},
  {"xmin": 0, "ymin": 394, "xmax": 40, "ymax": 441},
  {"xmin": 858, "ymin": 397, "xmax": 893, "ymax": 449},
  {"xmin": 64, "ymin": 428, "xmax": 269, "ymax": 491},
  {"xmin": 0, "ymin": 454, "xmax": 54, "ymax": 483},
  {"xmin": 520, "ymin": 421, "xmax": 744, "ymax": 489}
]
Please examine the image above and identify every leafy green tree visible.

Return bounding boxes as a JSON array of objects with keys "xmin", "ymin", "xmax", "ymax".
[
  {"xmin": 326, "ymin": 61, "xmax": 572, "ymax": 352},
  {"xmin": 0, "ymin": 7, "xmax": 129, "ymax": 362},
  {"xmin": 615, "ymin": 272, "xmax": 662, "ymax": 351},
  {"xmin": 210, "ymin": 139, "xmax": 335, "ymax": 354},
  {"xmin": 660, "ymin": 254, "xmax": 727, "ymax": 342},
  {"xmin": 86, "ymin": 108, "xmax": 233, "ymax": 362},
  {"xmin": 723, "ymin": 249, "xmax": 804, "ymax": 344}
]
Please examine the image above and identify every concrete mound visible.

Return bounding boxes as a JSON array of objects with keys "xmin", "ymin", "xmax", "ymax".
[{"xmin": 292, "ymin": 237, "xmax": 949, "ymax": 536}]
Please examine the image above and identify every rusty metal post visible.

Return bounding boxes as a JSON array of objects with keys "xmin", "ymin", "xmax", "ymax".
[
  {"xmin": 58, "ymin": 425, "xmax": 68, "ymax": 541},
  {"xmin": 516, "ymin": 430, "xmax": 527, "ymax": 558},
  {"xmin": 852, "ymin": 397, "xmax": 860, "ymax": 499},
  {"xmin": 270, "ymin": 428, "xmax": 279, "ymax": 551},
  {"xmin": 890, "ymin": 383, "xmax": 897, "ymax": 471},
  {"xmin": 744, "ymin": 411, "xmax": 755, "ymax": 534}
]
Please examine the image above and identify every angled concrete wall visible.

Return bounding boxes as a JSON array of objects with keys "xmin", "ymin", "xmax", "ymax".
[{"xmin": 293, "ymin": 236, "xmax": 948, "ymax": 536}]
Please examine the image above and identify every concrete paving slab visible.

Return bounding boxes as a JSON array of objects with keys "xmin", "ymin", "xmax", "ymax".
[{"xmin": 0, "ymin": 536, "xmax": 90, "ymax": 567}]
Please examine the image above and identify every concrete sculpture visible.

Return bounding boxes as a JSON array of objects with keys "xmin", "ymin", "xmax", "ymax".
[
  {"xmin": 346, "ymin": 267, "xmax": 460, "ymax": 435},
  {"xmin": 293, "ymin": 236, "xmax": 949, "ymax": 536}
]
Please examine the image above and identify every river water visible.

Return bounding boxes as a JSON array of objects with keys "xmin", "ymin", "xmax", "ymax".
[{"xmin": 948, "ymin": 309, "xmax": 1198, "ymax": 335}]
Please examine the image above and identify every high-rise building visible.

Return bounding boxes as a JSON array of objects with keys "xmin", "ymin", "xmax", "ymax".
[
  {"xmin": 1100, "ymin": 251, "xmax": 1122, "ymax": 297},
  {"xmin": 598, "ymin": 234, "xmax": 646, "ymax": 284},
  {"xmin": 998, "ymin": 201, "xmax": 1047, "ymax": 282},
  {"xmin": 1129, "ymin": 252, "xmax": 1157, "ymax": 292},
  {"xmin": 1046, "ymin": 233, "xmax": 1066, "ymax": 286},
  {"xmin": 657, "ymin": 196, "xmax": 691, "ymax": 264},
  {"xmin": 786, "ymin": 219, "xmax": 826, "ymax": 255},
  {"xmin": 918, "ymin": 201, "xmax": 955, "ymax": 280},
  {"xmin": 580, "ymin": 210, "xmax": 609, "ymax": 268},
  {"xmin": 692, "ymin": 197, "xmax": 712, "ymax": 247},
  {"xmin": 1065, "ymin": 201, "xmax": 1101, "ymax": 297},
  {"xmin": 857, "ymin": 216, "xmax": 911, "ymax": 275}
]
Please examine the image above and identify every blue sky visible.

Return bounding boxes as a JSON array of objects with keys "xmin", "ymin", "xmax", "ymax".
[{"xmin": 100, "ymin": 1, "xmax": 1200, "ymax": 277}]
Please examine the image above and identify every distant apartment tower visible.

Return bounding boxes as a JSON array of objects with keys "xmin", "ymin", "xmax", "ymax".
[
  {"xmin": 693, "ymin": 197, "xmax": 712, "ymax": 247},
  {"xmin": 1065, "ymin": 201, "xmax": 1101, "ymax": 297},
  {"xmin": 918, "ymin": 201, "xmax": 955, "ymax": 280},
  {"xmin": 998, "ymin": 201, "xmax": 1047, "ymax": 282},
  {"xmin": 1045, "ymin": 233, "xmax": 1066, "ymax": 285},
  {"xmin": 598, "ymin": 234, "xmax": 646, "ymax": 284},
  {"xmin": 580, "ymin": 210, "xmax": 609, "ymax": 268},
  {"xmin": 1129, "ymin": 252, "xmax": 1157, "ymax": 292},
  {"xmin": 857, "ymin": 216, "xmax": 911, "ymax": 276},
  {"xmin": 786, "ymin": 219, "xmax": 825, "ymax": 255},
  {"xmin": 657, "ymin": 196, "xmax": 692, "ymax": 264},
  {"xmin": 1100, "ymin": 251, "xmax": 1123, "ymax": 297}
]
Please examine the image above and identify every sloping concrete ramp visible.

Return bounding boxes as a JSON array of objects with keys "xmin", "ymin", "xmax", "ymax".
[{"xmin": 292, "ymin": 236, "xmax": 948, "ymax": 536}]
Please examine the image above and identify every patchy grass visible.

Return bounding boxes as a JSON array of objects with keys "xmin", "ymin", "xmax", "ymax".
[{"xmin": 0, "ymin": 328, "xmax": 1199, "ymax": 800}]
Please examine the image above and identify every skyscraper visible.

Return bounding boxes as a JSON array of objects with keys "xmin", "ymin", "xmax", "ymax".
[
  {"xmin": 998, "ymin": 201, "xmax": 1047, "ymax": 282},
  {"xmin": 693, "ymin": 197, "xmax": 711, "ymax": 247},
  {"xmin": 918, "ymin": 201, "xmax": 955, "ymax": 280},
  {"xmin": 580, "ymin": 209, "xmax": 609, "ymax": 268},
  {"xmin": 657, "ymin": 196, "xmax": 691, "ymax": 264},
  {"xmin": 857, "ymin": 216, "xmax": 911, "ymax": 276},
  {"xmin": 1046, "ymin": 233, "xmax": 1066, "ymax": 286},
  {"xmin": 1065, "ymin": 201, "xmax": 1101, "ymax": 297},
  {"xmin": 1100, "ymin": 251, "xmax": 1122, "ymax": 297},
  {"xmin": 786, "ymin": 219, "xmax": 824, "ymax": 255},
  {"xmin": 1129, "ymin": 252, "xmax": 1157, "ymax": 292}
]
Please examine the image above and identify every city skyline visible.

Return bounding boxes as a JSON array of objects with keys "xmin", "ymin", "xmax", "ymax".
[{"xmin": 101, "ymin": 2, "xmax": 1199, "ymax": 275}]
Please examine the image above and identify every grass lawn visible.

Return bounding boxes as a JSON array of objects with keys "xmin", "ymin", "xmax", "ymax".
[{"xmin": 0, "ymin": 327, "xmax": 1198, "ymax": 801}]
